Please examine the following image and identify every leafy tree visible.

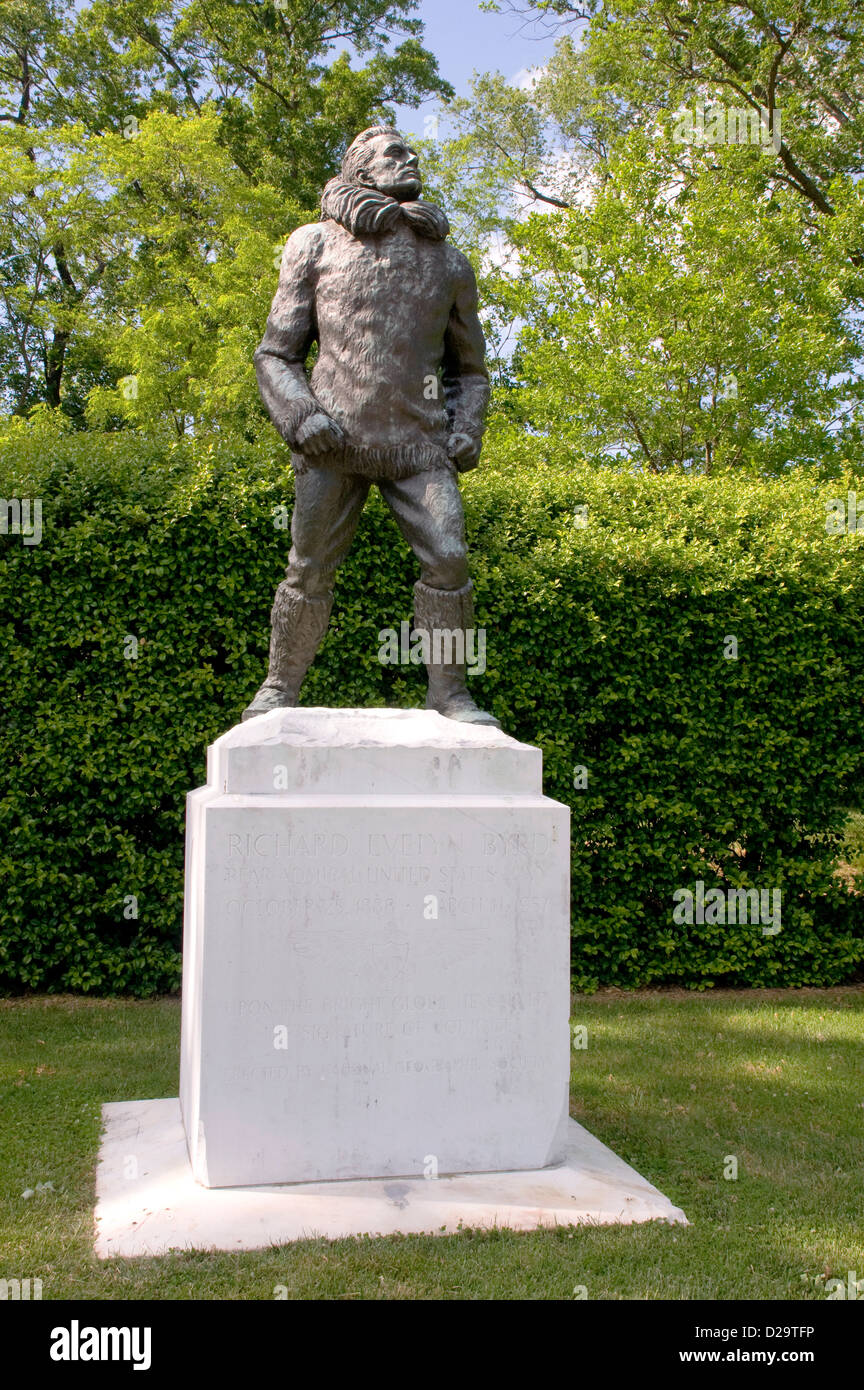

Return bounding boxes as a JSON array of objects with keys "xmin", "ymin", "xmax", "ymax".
[
  {"xmin": 505, "ymin": 141, "xmax": 863, "ymax": 471},
  {"xmin": 433, "ymin": 4, "xmax": 864, "ymax": 469},
  {"xmin": 0, "ymin": 0, "xmax": 451, "ymax": 419},
  {"xmin": 490, "ymin": 0, "xmax": 864, "ymax": 223},
  {"xmin": 87, "ymin": 111, "xmax": 292, "ymax": 437},
  {"xmin": 66, "ymin": 0, "xmax": 452, "ymax": 200}
]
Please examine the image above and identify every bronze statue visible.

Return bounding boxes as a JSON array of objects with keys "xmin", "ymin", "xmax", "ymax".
[{"xmin": 243, "ymin": 126, "xmax": 499, "ymax": 727}]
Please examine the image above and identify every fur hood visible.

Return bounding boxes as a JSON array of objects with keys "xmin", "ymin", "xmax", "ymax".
[{"xmin": 320, "ymin": 177, "xmax": 450, "ymax": 242}]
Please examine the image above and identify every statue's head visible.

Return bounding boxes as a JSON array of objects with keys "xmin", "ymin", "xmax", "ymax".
[{"xmin": 341, "ymin": 126, "xmax": 422, "ymax": 201}]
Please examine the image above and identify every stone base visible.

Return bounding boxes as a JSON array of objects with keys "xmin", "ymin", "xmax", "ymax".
[
  {"xmin": 180, "ymin": 708, "xmax": 572, "ymax": 1187},
  {"xmin": 94, "ymin": 1099, "xmax": 687, "ymax": 1257}
]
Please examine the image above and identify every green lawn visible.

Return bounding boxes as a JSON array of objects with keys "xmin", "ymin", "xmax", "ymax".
[{"xmin": 1, "ymin": 988, "xmax": 862, "ymax": 1300}]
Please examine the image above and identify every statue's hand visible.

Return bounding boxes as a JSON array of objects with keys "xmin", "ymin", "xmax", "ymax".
[
  {"xmin": 295, "ymin": 411, "xmax": 345, "ymax": 456},
  {"xmin": 447, "ymin": 432, "xmax": 482, "ymax": 471}
]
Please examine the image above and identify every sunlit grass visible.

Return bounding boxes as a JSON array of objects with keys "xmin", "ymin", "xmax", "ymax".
[{"xmin": 1, "ymin": 988, "xmax": 862, "ymax": 1300}]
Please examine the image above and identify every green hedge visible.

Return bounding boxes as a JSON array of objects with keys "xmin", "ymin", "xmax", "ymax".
[{"xmin": 2, "ymin": 422, "xmax": 863, "ymax": 993}]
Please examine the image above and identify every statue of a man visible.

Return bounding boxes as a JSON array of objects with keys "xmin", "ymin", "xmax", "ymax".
[{"xmin": 243, "ymin": 125, "xmax": 498, "ymax": 727}]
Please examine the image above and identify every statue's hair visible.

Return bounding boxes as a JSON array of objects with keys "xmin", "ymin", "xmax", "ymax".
[{"xmin": 341, "ymin": 126, "xmax": 403, "ymax": 183}]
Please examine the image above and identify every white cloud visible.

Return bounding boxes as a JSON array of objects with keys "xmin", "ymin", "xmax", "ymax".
[
  {"xmin": 479, "ymin": 228, "xmax": 522, "ymax": 276},
  {"xmin": 510, "ymin": 65, "xmax": 546, "ymax": 91}
]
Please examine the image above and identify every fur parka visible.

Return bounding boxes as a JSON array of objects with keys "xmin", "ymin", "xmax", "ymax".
[{"xmin": 254, "ymin": 179, "xmax": 490, "ymax": 479}]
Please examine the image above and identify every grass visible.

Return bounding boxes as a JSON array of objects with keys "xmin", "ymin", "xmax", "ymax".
[{"xmin": 1, "ymin": 988, "xmax": 862, "ymax": 1300}]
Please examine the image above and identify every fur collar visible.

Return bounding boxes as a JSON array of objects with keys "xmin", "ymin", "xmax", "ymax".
[{"xmin": 320, "ymin": 177, "xmax": 450, "ymax": 241}]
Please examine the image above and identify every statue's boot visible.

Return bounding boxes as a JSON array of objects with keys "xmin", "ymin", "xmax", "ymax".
[
  {"xmin": 413, "ymin": 579, "xmax": 501, "ymax": 728},
  {"xmin": 242, "ymin": 584, "xmax": 332, "ymax": 721}
]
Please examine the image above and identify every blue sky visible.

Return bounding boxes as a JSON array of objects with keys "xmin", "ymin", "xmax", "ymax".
[{"xmin": 391, "ymin": 0, "xmax": 556, "ymax": 136}]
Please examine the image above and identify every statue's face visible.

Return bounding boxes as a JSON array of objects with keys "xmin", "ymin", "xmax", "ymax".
[{"xmin": 356, "ymin": 133, "xmax": 422, "ymax": 200}]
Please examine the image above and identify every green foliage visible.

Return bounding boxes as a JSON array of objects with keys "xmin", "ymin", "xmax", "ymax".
[
  {"xmin": 0, "ymin": 0, "xmax": 450, "ymax": 422},
  {"xmin": 578, "ymin": 0, "xmax": 864, "ymax": 216},
  {"xmin": 434, "ymin": 10, "xmax": 864, "ymax": 470},
  {"xmin": 490, "ymin": 0, "xmax": 864, "ymax": 217},
  {"xmin": 504, "ymin": 155, "xmax": 863, "ymax": 473},
  {"xmin": 2, "ymin": 422, "xmax": 863, "ymax": 994}
]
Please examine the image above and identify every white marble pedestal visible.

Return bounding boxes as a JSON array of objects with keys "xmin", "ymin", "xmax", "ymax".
[
  {"xmin": 179, "ymin": 708, "xmax": 572, "ymax": 1188},
  {"xmin": 94, "ymin": 1101, "xmax": 688, "ymax": 1256}
]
